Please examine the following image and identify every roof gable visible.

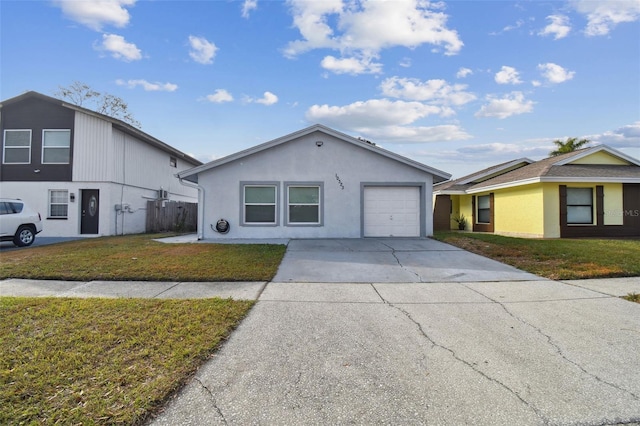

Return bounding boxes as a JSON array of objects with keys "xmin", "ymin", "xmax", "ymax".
[
  {"xmin": 1, "ymin": 91, "xmax": 202, "ymax": 166},
  {"xmin": 178, "ymin": 124, "xmax": 451, "ymax": 182},
  {"xmin": 554, "ymin": 145, "xmax": 640, "ymax": 166}
]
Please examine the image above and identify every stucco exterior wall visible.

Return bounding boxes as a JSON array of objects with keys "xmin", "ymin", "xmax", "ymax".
[
  {"xmin": 197, "ymin": 132, "xmax": 436, "ymax": 239},
  {"xmin": 492, "ymin": 184, "xmax": 544, "ymax": 238},
  {"xmin": 602, "ymin": 183, "xmax": 624, "ymax": 225},
  {"xmin": 542, "ymin": 183, "xmax": 561, "ymax": 238},
  {"xmin": 457, "ymin": 194, "xmax": 473, "ymax": 231}
]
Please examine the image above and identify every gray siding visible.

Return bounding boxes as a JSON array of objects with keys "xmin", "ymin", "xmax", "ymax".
[{"xmin": 1, "ymin": 97, "xmax": 74, "ymax": 181}]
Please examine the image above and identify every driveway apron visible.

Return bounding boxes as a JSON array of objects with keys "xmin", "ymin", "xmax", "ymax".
[{"xmin": 151, "ymin": 239, "xmax": 640, "ymax": 425}]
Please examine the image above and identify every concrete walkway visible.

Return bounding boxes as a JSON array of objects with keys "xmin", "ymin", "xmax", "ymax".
[{"xmin": 2, "ymin": 237, "xmax": 639, "ymax": 425}]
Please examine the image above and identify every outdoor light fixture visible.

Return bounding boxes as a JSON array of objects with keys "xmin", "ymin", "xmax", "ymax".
[{"xmin": 315, "ymin": 140, "xmax": 323, "ymax": 147}]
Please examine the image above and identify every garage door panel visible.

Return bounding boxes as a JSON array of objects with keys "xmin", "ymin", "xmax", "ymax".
[{"xmin": 364, "ymin": 187, "xmax": 420, "ymax": 237}]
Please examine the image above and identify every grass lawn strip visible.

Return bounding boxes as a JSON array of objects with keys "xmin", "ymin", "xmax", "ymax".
[
  {"xmin": 0, "ymin": 297, "xmax": 254, "ymax": 425},
  {"xmin": 0, "ymin": 233, "xmax": 286, "ymax": 282},
  {"xmin": 434, "ymin": 232, "xmax": 640, "ymax": 280}
]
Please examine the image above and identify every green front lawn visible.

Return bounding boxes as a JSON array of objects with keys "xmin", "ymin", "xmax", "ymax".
[
  {"xmin": 0, "ymin": 297, "xmax": 253, "ymax": 425},
  {"xmin": 434, "ymin": 232, "xmax": 640, "ymax": 280},
  {"xmin": 0, "ymin": 234, "xmax": 286, "ymax": 281}
]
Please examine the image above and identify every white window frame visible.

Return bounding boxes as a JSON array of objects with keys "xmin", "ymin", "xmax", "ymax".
[
  {"xmin": 285, "ymin": 183, "xmax": 323, "ymax": 226},
  {"xmin": 42, "ymin": 129, "xmax": 71, "ymax": 164},
  {"xmin": 566, "ymin": 187, "xmax": 594, "ymax": 225},
  {"xmin": 3, "ymin": 129, "xmax": 32, "ymax": 164},
  {"xmin": 476, "ymin": 195, "xmax": 491, "ymax": 224},
  {"xmin": 48, "ymin": 189, "xmax": 69, "ymax": 219},
  {"xmin": 241, "ymin": 183, "xmax": 279, "ymax": 226}
]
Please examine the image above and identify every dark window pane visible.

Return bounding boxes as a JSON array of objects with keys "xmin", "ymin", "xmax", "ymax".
[
  {"xmin": 246, "ymin": 205, "xmax": 275, "ymax": 223},
  {"xmin": 43, "ymin": 148, "xmax": 70, "ymax": 163},
  {"xmin": 478, "ymin": 209, "xmax": 490, "ymax": 224},
  {"xmin": 289, "ymin": 205, "xmax": 319, "ymax": 223},
  {"xmin": 4, "ymin": 148, "xmax": 30, "ymax": 163}
]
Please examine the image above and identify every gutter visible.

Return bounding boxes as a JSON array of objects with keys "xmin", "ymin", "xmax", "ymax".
[{"xmin": 177, "ymin": 176, "xmax": 205, "ymax": 240}]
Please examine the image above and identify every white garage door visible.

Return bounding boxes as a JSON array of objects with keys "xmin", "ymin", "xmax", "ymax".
[{"xmin": 364, "ymin": 186, "xmax": 421, "ymax": 237}]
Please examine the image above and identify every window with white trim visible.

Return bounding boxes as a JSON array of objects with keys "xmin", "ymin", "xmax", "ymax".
[
  {"xmin": 477, "ymin": 195, "xmax": 491, "ymax": 224},
  {"xmin": 42, "ymin": 130, "xmax": 71, "ymax": 164},
  {"xmin": 287, "ymin": 185, "xmax": 321, "ymax": 225},
  {"xmin": 243, "ymin": 185, "xmax": 277, "ymax": 224},
  {"xmin": 566, "ymin": 187, "xmax": 593, "ymax": 224},
  {"xmin": 3, "ymin": 129, "xmax": 31, "ymax": 164},
  {"xmin": 49, "ymin": 190, "xmax": 69, "ymax": 218}
]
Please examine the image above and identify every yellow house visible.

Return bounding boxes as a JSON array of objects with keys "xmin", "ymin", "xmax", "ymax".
[{"xmin": 433, "ymin": 145, "xmax": 640, "ymax": 238}]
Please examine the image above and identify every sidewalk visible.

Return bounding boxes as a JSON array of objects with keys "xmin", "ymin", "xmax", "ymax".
[
  {"xmin": 0, "ymin": 279, "xmax": 266, "ymax": 300},
  {"xmin": 1, "ymin": 277, "xmax": 638, "ymax": 300}
]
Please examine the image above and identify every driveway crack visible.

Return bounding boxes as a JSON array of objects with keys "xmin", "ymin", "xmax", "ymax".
[
  {"xmin": 462, "ymin": 284, "xmax": 640, "ymax": 401},
  {"xmin": 194, "ymin": 377, "xmax": 227, "ymax": 425},
  {"xmin": 378, "ymin": 242, "xmax": 424, "ymax": 282},
  {"xmin": 370, "ymin": 284, "xmax": 549, "ymax": 424}
]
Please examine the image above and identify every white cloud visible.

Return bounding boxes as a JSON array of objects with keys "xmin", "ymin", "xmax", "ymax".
[
  {"xmin": 571, "ymin": 0, "xmax": 640, "ymax": 36},
  {"xmin": 357, "ymin": 124, "xmax": 472, "ymax": 143},
  {"xmin": 456, "ymin": 67, "xmax": 473, "ymax": 78},
  {"xmin": 206, "ymin": 89, "xmax": 234, "ymax": 103},
  {"xmin": 252, "ymin": 91, "xmax": 279, "ymax": 105},
  {"xmin": 539, "ymin": 14, "xmax": 572, "ymax": 39},
  {"xmin": 380, "ymin": 77, "xmax": 476, "ymax": 106},
  {"xmin": 188, "ymin": 36, "xmax": 218, "ymax": 64},
  {"xmin": 242, "ymin": 0, "xmax": 258, "ymax": 18},
  {"xmin": 306, "ymin": 99, "xmax": 444, "ymax": 129},
  {"xmin": 54, "ymin": 0, "xmax": 135, "ymax": 31},
  {"xmin": 321, "ymin": 55, "xmax": 383, "ymax": 75},
  {"xmin": 285, "ymin": 0, "xmax": 463, "ymax": 74},
  {"xmin": 538, "ymin": 62, "xmax": 575, "ymax": 84},
  {"xmin": 475, "ymin": 91, "xmax": 534, "ymax": 119},
  {"xmin": 494, "ymin": 66, "xmax": 522, "ymax": 85},
  {"xmin": 399, "ymin": 57, "xmax": 412, "ymax": 68},
  {"xmin": 96, "ymin": 34, "xmax": 142, "ymax": 61},
  {"xmin": 587, "ymin": 121, "xmax": 640, "ymax": 148},
  {"xmin": 116, "ymin": 79, "xmax": 177, "ymax": 91}
]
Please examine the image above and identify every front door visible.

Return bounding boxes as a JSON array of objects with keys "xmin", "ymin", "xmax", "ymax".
[{"xmin": 81, "ymin": 189, "xmax": 99, "ymax": 234}]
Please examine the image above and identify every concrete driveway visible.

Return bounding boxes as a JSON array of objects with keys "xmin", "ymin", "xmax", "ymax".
[
  {"xmin": 273, "ymin": 238, "xmax": 544, "ymax": 283},
  {"xmin": 151, "ymin": 239, "xmax": 640, "ymax": 425}
]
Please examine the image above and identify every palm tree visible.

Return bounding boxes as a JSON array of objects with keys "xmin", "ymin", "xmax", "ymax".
[{"xmin": 549, "ymin": 137, "xmax": 590, "ymax": 156}]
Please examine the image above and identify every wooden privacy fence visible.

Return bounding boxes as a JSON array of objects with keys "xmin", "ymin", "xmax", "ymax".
[{"xmin": 146, "ymin": 200, "xmax": 197, "ymax": 233}]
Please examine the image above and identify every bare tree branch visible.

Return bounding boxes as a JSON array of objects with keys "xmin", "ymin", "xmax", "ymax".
[{"xmin": 54, "ymin": 81, "xmax": 141, "ymax": 128}]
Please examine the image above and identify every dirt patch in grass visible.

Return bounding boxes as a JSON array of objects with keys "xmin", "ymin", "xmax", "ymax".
[
  {"xmin": 0, "ymin": 234, "xmax": 286, "ymax": 282},
  {"xmin": 0, "ymin": 297, "xmax": 253, "ymax": 425},
  {"xmin": 434, "ymin": 232, "xmax": 638, "ymax": 280}
]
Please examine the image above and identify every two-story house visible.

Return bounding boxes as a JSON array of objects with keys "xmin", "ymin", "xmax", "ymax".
[{"xmin": 0, "ymin": 91, "xmax": 201, "ymax": 238}]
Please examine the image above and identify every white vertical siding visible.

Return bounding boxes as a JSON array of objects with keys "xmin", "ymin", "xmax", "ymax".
[{"xmin": 72, "ymin": 112, "xmax": 113, "ymax": 181}]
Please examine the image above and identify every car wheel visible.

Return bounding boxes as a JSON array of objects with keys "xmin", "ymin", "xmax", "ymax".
[{"xmin": 14, "ymin": 225, "xmax": 35, "ymax": 247}]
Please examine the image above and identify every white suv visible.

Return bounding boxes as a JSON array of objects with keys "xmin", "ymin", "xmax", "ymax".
[{"xmin": 0, "ymin": 198, "xmax": 43, "ymax": 246}]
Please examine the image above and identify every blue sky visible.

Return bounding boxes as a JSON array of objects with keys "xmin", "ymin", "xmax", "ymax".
[{"xmin": 2, "ymin": 0, "xmax": 639, "ymax": 178}]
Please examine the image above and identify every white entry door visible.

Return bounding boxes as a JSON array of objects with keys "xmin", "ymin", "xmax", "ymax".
[{"xmin": 364, "ymin": 186, "xmax": 421, "ymax": 237}]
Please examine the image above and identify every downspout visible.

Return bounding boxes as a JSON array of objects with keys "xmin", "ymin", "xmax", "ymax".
[{"xmin": 177, "ymin": 175, "xmax": 205, "ymax": 240}]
